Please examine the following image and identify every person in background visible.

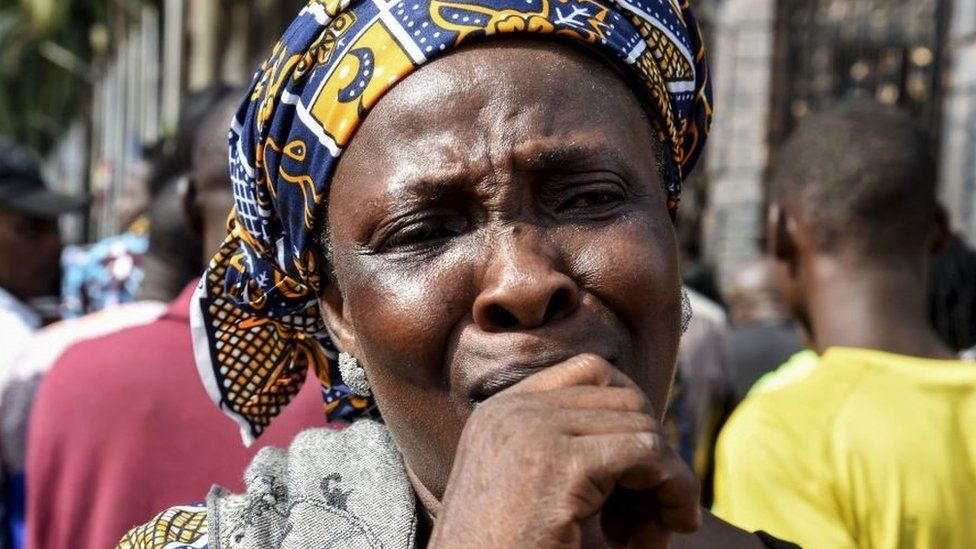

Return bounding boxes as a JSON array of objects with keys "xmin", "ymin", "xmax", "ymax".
[
  {"xmin": 0, "ymin": 87, "xmax": 232, "ymax": 549},
  {"xmin": 725, "ymin": 258, "xmax": 804, "ymax": 400},
  {"xmin": 0, "ymin": 137, "xmax": 85, "ymax": 548},
  {"xmin": 59, "ymin": 84, "xmax": 220, "ymax": 318},
  {"xmin": 25, "ymin": 88, "xmax": 327, "ymax": 549},
  {"xmin": 59, "ymin": 159, "xmax": 151, "ymax": 319},
  {"xmin": 134, "ymin": 172, "xmax": 203, "ymax": 303},
  {"xmin": 0, "ymin": 185, "xmax": 189, "ymax": 549},
  {"xmin": 713, "ymin": 99, "xmax": 976, "ymax": 549},
  {"xmin": 927, "ymin": 232, "xmax": 976, "ymax": 358},
  {"xmin": 0, "ymin": 138, "xmax": 85, "ymax": 343},
  {"xmin": 669, "ymin": 287, "xmax": 734, "ymax": 506}
]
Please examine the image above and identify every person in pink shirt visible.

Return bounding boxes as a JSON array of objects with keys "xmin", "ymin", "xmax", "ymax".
[{"xmin": 25, "ymin": 87, "xmax": 326, "ymax": 549}]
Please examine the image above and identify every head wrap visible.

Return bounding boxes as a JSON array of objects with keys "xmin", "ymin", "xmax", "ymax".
[{"xmin": 192, "ymin": 0, "xmax": 713, "ymax": 442}]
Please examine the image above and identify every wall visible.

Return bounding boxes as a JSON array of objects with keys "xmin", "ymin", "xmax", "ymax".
[
  {"xmin": 703, "ymin": 0, "xmax": 776, "ymax": 292},
  {"xmin": 940, "ymin": 0, "xmax": 976, "ymax": 241}
]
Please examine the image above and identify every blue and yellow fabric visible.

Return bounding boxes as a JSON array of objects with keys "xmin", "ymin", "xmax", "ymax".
[{"xmin": 190, "ymin": 0, "xmax": 714, "ymax": 442}]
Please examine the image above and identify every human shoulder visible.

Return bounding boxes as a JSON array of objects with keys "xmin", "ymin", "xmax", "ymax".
[
  {"xmin": 9, "ymin": 301, "xmax": 166, "ymax": 383},
  {"xmin": 716, "ymin": 364, "xmax": 856, "ymax": 490},
  {"xmin": 727, "ymin": 367, "xmax": 835, "ymax": 438},
  {"xmin": 31, "ymin": 304, "xmax": 186, "ymax": 457},
  {"xmin": 0, "ymin": 298, "xmax": 36, "ymax": 358},
  {"xmin": 819, "ymin": 348, "xmax": 976, "ymax": 456},
  {"xmin": 0, "ymin": 311, "xmax": 33, "ymax": 370},
  {"xmin": 0, "ymin": 286, "xmax": 40, "ymax": 333},
  {"xmin": 42, "ymin": 301, "xmax": 173, "ymax": 384},
  {"xmin": 0, "ymin": 307, "xmax": 34, "ymax": 336},
  {"xmin": 716, "ymin": 387, "xmax": 803, "ymax": 474},
  {"xmin": 743, "ymin": 349, "xmax": 871, "ymax": 430},
  {"xmin": 747, "ymin": 349, "xmax": 818, "ymax": 396},
  {"xmin": 123, "ymin": 421, "xmax": 419, "ymax": 549},
  {"xmin": 713, "ymin": 363, "xmax": 863, "ymax": 546}
]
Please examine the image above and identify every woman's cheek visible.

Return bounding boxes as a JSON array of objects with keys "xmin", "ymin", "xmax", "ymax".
[
  {"xmin": 568, "ymin": 218, "xmax": 680, "ymax": 413},
  {"xmin": 338, "ymin": 250, "xmax": 476, "ymax": 500},
  {"xmin": 345, "ymin": 249, "xmax": 477, "ymax": 387},
  {"xmin": 571, "ymin": 215, "xmax": 678, "ymax": 321}
]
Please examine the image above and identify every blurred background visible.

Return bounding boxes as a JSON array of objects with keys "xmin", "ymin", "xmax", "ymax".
[
  {"xmin": 3, "ymin": 0, "xmax": 974, "ymax": 298},
  {"xmin": 1, "ymin": 3, "xmax": 974, "ymax": 547}
]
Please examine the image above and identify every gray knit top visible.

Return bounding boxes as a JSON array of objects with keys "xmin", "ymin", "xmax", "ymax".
[{"xmin": 206, "ymin": 420, "xmax": 419, "ymax": 549}]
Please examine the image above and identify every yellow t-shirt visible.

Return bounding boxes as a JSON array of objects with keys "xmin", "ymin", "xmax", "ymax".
[
  {"xmin": 747, "ymin": 349, "xmax": 819, "ymax": 397},
  {"xmin": 713, "ymin": 347, "xmax": 976, "ymax": 549}
]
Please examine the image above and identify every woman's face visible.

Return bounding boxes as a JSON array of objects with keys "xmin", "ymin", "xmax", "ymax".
[{"xmin": 320, "ymin": 39, "xmax": 680, "ymax": 500}]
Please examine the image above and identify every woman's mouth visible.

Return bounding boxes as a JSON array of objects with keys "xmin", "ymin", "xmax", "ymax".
[{"xmin": 466, "ymin": 352, "xmax": 619, "ymax": 403}]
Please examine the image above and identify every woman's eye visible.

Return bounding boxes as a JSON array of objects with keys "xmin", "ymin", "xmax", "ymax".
[
  {"xmin": 382, "ymin": 216, "xmax": 467, "ymax": 251},
  {"xmin": 557, "ymin": 187, "xmax": 625, "ymax": 213}
]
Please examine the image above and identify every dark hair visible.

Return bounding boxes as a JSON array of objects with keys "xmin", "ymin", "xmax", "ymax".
[
  {"xmin": 146, "ymin": 84, "xmax": 241, "ymax": 197},
  {"xmin": 0, "ymin": 136, "xmax": 42, "ymax": 185},
  {"xmin": 146, "ymin": 178, "xmax": 203, "ymax": 276},
  {"xmin": 192, "ymin": 90, "xmax": 246, "ymax": 184},
  {"xmin": 927, "ymin": 233, "xmax": 976, "ymax": 353},
  {"xmin": 769, "ymin": 99, "xmax": 938, "ymax": 256},
  {"xmin": 144, "ymin": 84, "xmax": 241, "ymax": 275}
]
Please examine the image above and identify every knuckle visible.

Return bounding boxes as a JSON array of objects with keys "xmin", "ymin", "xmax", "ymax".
[
  {"xmin": 631, "ymin": 431, "xmax": 664, "ymax": 457},
  {"xmin": 620, "ymin": 387, "xmax": 652, "ymax": 412},
  {"xmin": 468, "ymin": 394, "xmax": 553, "ymax": 442},
  {"xmin": 569, "ymin": 353, "xmax": 614, "ymax": 382},
  {"xmin": 627, "ymin": 412, "xmax": 658, "ymax": 433}
]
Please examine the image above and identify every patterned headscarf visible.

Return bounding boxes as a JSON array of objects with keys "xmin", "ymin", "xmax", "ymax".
[{"xmin": 192, "ymin": 0, "xmax": 713, "ymax": 442}]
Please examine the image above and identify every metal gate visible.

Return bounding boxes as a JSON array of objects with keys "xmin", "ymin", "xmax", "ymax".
[{"xmin": 767, "ymin": 0, "xmax": 949, "ymax": 170}]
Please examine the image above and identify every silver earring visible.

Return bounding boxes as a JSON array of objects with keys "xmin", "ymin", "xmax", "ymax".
[
  {"xmin": 680, "ymin": 288, "xmax": 693, "ymax": 335},
  {"xmin": 338, "ymin": 352, "xmax": 371, "ymax": 397}
]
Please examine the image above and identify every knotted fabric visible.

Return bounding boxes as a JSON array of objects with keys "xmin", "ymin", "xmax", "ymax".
[{"xmin": 191, "ymin": 0, "xmax": 713, "ymax": 442}]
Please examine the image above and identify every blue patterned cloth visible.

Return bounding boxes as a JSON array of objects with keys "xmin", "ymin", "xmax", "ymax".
[
  {"xmin": 191, "ymin": 0, "xmax": 713, "ymax": 441},
  {"xmin": 61, "ymin": 222, "xmax": 149, "ymax": 318}
]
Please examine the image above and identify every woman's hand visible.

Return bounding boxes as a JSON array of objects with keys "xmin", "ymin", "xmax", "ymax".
[{"xmin": 429, "ymin": 354, "xmax": 701, "ymax": 548}]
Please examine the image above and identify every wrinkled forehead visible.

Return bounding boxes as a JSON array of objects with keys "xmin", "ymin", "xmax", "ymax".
[
  {"xmin": 383, "ymin": 39, "xmax": 641, "ymax": 110},
  {"xmin": 333, "ymin": 39, "xmax": 659, "ymax": 187}
]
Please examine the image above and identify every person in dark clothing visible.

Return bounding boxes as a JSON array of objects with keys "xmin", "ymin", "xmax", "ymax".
[
  {"xmin": 725, "ymin": 258, "xmax": 804, "ymax": 400},
  {"xmin": 927, "ymin": 232, "xmax": 976, "ymax": 356}
]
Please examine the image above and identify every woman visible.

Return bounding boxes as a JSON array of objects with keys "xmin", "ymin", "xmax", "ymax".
[{"xmin": 121, "ymin": 0, "xmax": 795, "ymax": 546}]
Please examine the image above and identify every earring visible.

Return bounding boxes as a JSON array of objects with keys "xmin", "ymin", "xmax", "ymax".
[
  {"xmin": 680, "ymin": 288, "xmax": 693, "ymax": 335},
  {"xmin": 338, "ymin": 352, "xmax": 371, "ymax": 397}
]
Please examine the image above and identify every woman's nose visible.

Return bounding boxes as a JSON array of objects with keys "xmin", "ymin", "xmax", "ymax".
[{"xmin": 473, "ymin": 232, "xmax": 581, "ymax": 332}]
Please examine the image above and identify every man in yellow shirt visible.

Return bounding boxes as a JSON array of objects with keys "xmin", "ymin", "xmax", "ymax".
[{"xmin": 713, "ymin": 100, "xmax": 976, "ymax": 548}]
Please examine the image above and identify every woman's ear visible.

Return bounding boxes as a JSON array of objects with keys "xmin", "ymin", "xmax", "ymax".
[{"xmin": 318, "ymin": 281, "xmax": 358, "ymax": 356}]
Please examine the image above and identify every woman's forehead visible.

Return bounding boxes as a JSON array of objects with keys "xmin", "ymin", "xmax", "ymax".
[
  {"xmin": 340, "ymin": 39, "xmax": 653, "ymax": 165},
  {"xmin": 341, "ymin": 133, "xmax": 650, "ymax": 214},
  {"xmin": 379, "ymin": 40, "xmax": 637, "ymax": 115}
]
